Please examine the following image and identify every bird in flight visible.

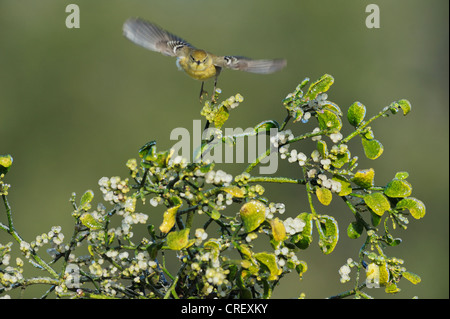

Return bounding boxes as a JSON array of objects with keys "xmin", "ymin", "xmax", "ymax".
[{"xmin": 123, "ymin": 18, "xmax": 287, "ymax": 102}]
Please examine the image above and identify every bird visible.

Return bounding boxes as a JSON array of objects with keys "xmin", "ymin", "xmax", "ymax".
[{"xmin": 122, "ymin": 18, "xmax": 287, "ymax": 102}]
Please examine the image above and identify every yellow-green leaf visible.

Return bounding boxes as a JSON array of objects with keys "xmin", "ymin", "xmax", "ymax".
[
  {"xmin": 364, "ymin": 192, "xmax": 391, "ymax": 216},
  {"xmin": 395, "ymin": 172, "xmax": 409, "ymax": 180},
  {"xmin": 295, "ymin": 260, "xmax": 308, "ymax": 279},
  {"xmin": 389, "ymin": 99, "xmax": 412, "ymax": 116},
  {"xmin": 304, "ymin": 74, "xmax": 334, "ymax": 101},
  {"xmin": 317, "ymin": 140, "xmax": 328, "ymax": 158},
  {"xmin": 240, "ymin": 200, "xmax": 266, "ymax": 233},
  {"xmin": 384, "ymin": 179, "xmax": 412, "ymax": 198},
  {"xmin": 270, "ymin": 218, "xmax": 287, "ymax": 242},
  {"xmin": 223, "ymin": 186, "xmax": 245, "ymax": 198},
  {"xmin": 316, "ymin": 187, "xmax": 332, "ymax": 206},
  {"xmin": 352, "ymin": 168, "xmax": 375, "ymax": 189},
  {"xmin": 347, "ymin": 101, "xmax": 366, "ymax": 127},
  {"xmin": 292, "ymin": 213, "xmax": 313, "ymax": 250},
  {"xmin": 254, "ymin": 252, "xmax": 282, "ymax": 281},
  {"xmin": 332, "ymin": 175, "xmax": 352, "ymax": 196},
  {"xmin": 159, "ymin": 205, "xmax": 180, "ymax": 233},
  {"xmin": 402, "ymin": 271, "xmax": 421, "ymax": 284},
  {"xmin": 366, "ymin": 262, "xmax": 390, "ymax": 287},
  {"xmin": 331, "ymin": 150, "xmax": 351, "ymax": 169},
  {"xmin": 385, "ymin": 282, "xmax": 401, "ymax": 294},
  {"xmin": 80, "ymin": 190, "xmax": 94, "ymax": 211},
  {"xmin": 166, "ymin": 228, "xmax": 192, "ymax": 250},
  {"xmin": 316, "ymin": 215, "xmax": 339, "ymax": 255},
  {"xmin": 80, "ymin": 213, "xmax": 103, "ymax": 230},
  {"xmin": 396, "ymin": 197, "xmax": 426, "ymax": 219},
  {"xmin": 317, "ymin": 109, "xmax": 342, "ymax": 131},
  {"xmin": 0, "ymin": 154, "xmax": 13, "ymax": 175},
  {"xmin": 361, "ymin": 137, "xmax": 384, "ymax": 160},
  {"xmin": 324, "ymin": 101, "xmax": 342, "ymax": 116},
  {"xmin": 210, "ymin": 209, "xmax": 221, "ymax": 220},
  {"xmin": 379, "ymin": 262, "xmax": 390, "ymax": 286}
]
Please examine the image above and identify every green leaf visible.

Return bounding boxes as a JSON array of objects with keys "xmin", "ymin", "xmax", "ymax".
[
  {"xmin": 402, "ymin": 271, "xmax": 421, "ymax": 284},
  {"xmin": 332, "ymin": 175, "xmax": 352, "ymax": 196},
  {"xmin": 367, "ymin": 262, "xmax": 390, "ymax": 287},
  {"xmin": 347, "ymin": 101, "xmax": 366, "ymax": 127},
  {"xmin": 331, "ymin": 150, "xmax": 351, "ymax": 169},
  {"xmin": 254, "ymin": 252, "xmax": 282, "ymax": 281},
  {"xmin": 292, "ymin": 213, "xmax": 313, "ymax": 249},
  {"xmin": 396, "ymin": 197, "xmax": 426, "ymax": 219},
  {"xmin": 240, "ymin": 200, "xmax": 266, "ymax": 233},
  {"xmin": 352, "ymin": 168, "xmax": 375, "ymax": 189},
  {"xmin": 394, "ymin": 172, "xmax": 409, "ymax": 180},
  {"xmin": 388, "ymin": 99, "xmax": 412, "ymax": 116},
  {"xmin": 371, "ymin": 211, "xmax": 382, "ymax": 226},
  {"xmin": 153, "ymin": 150, "xmax": 170, "ymax": 167},
  {"xmin": 384, "ymin": 234, "xmax": 402, "ymax": 246},
  {"xmin": 364, "ymin": 192, "xmax": 391, "ymax": 216},
  {"xmin": 384, "ymin": 179, "xmax": 412, "ymax": 198},
  {"xmin": 254, "ymin": 120, "xmax": 280, "ymax": 132},
  {"xmin": 199, "ymin": 162, "xmax": 215, "ymax": 174},
  {"xmin": 169, "ymin": 195, "xmax": 183, "ymax": 207},
  {"xmin": 385, "ymin": 282, "xmax": 401, "ymax": 294},
  {"xmin": 323, "ymin": 102, "xmax": 342, "ymax": 116},
  {"xmin": 166, "ymin": 228, "xmax": 192, "ymax": 250},
  {"xmin": 317, "ymin": 140, "xmax": 328, "ymax": 158},
  {"xmin": 362, "ymin": 128, "xmax": 375, "ymax": 140},
  {"xmin": 316, "ymin": 215, "xmax": 339, "ymax": 255},
  {"xmin": 295, "ymin": 260, "xmax": 308, "ymax": 279},
  {"xmin": 361, "ymin": 137, "xmax": 384, "ymax": 160},
  {"xmin": 347, "ymin": 221, "xmax": 364, "ymax": 239},
  {"xmin": 316, "ymin": 187, "xmax": 332, "ymax": 206},
  {"xmin": 210, "ymin": 209, "xmax": 221, "ymax": 220},
  {"xmin": 147, "ymin": 241, "xmax": 163, "ymax": 260},
  {"xmin": 317, "ymin": 109, "xmax": 342, "ymax": 131},
  {"xmin": 389, "ymin": 99, "xmax": 412, "ymax": 116},
  {"xmin": 138, "ymin": 141, "xmax": 157, "ymax": 161},
  {"xmin": 80, "ymin": 190, "xmax": 94, "ymax": 211},
  {"xmin": 304, "ymin": 74, "xmax": 334, "ymax": 101},
  {"xmin": 291, "ymin": 107, "xmax": 305, "ymax": 123},
  {"xmin": 0, "ymin": 154, "xmax": 13, "ymax": 175},
  {"xmin": 397, "ymin": 99, "xmax": 412, "ymax": 115},
  {"xmin": 80, "ymin": 213, "xmax": 103, "ymax": 230}
]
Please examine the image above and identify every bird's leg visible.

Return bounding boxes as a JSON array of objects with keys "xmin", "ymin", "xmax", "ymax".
[
  {"xmin": 198, "ymin": 81, "xmax": 211, "ymax": 131},
  {"xmin": 211, "ymin": 77, "xmax": 219, "ymax": 103},
  {"xmin": 211, "ymin": 67, "xmax": 222, "ymax": 104},
  {"xmin": 199, "ymin": 81, "xmax": 208, "ymax": 103}
]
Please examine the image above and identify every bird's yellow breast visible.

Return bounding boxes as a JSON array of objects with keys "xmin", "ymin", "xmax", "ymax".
[{"xmin": 177, "ymin": 55, "xmax": 217, "ymax": 81}]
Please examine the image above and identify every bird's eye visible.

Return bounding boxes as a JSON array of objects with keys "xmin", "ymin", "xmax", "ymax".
[{"xmin": 190, "ymin": 55, "xmax": 195, "ymax": 62}]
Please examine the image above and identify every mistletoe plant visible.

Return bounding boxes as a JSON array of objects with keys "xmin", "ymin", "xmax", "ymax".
[{"xmin": 1, "ymin": 74, "xmax": 425, "ymax": 299}]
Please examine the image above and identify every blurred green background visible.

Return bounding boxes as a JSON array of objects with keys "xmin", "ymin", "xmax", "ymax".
[{"xmin": 0, "ymin": 0, "xmax": 448, "ymax": 298}]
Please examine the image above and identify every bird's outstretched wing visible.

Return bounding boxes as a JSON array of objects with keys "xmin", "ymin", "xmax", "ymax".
[
  {"xmin": 123, "ymin": 18, "xmax": 194, "ymax": 57},
  {"xmin": 213, "ymin": 56, "xmax": 287, "ymax": 74}
]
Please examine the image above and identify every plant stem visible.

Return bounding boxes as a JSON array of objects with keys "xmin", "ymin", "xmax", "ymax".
[
  {"xmin": 2, "ymin": 194, "xmax": 59, "ymax": 278},
  {"xmin": 340, "ymin": 107, "xmax": 390, "ymax": 144},
  {"xmin": 328, "ymin": 283, "xmax": 367, "ymax": 299},
  {"xmin": 303, "ymin": 168, "xmax": 317, "ymax": 215},
  {"xmin": 247, "ymin": 176, "xmax": 306, "ymax": 185}
]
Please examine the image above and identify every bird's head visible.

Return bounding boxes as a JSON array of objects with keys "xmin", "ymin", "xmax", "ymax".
[{"xmin": 189, "ymin": 50, "xmax": 210, "ymax": 70}]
